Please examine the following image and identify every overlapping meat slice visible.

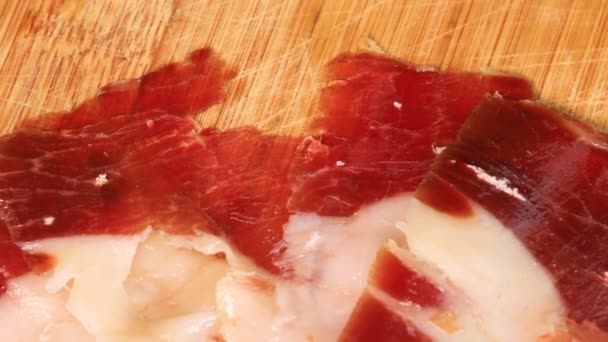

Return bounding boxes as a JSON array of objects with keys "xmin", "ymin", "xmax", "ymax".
[
  {"xmin": 279, "ymin": 54, "xmax": 535, "ymax": 340},
  {"xmin": 345, "ymin": 96, "xmax": 608, "ymax": 340},
  {"xmin": 289, "ymin": 53, "xmax": 534, "ymax": 216},
  {"xmin": 416, "ymin": 96, "xmax": 608, "ymax": 338}
]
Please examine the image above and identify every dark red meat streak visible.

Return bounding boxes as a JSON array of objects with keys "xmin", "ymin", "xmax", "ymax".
[
  {"xmin": 417, "ymin": 97, "xmax": 608, "ymax": 334},
  {"xmin": 0, "ymin": 48, "xmax": 243, "ymax": 288},
  {"xmin": 339, "ymin": 246, "xmax": 444, "ymax": 341},
  {"xmin": 339, "ymin": 291, "xmax": 431, "ymax": 342},
  {"xmin": 369, "ymin": 246, "xmax": 443, "ymax": 308}
]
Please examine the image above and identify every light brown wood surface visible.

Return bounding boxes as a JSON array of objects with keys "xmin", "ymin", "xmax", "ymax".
[{"xmin": 0, "ymin": 0, "xmax": 607, "ymax": 135}]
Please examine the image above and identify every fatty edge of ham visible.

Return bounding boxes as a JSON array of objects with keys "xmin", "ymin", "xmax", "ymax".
[
  {"xmin": 0, "ymin": 193, "xmax": 568, "ymax": 342},
  {"xmin": 392, "ymin": 199, "xmax": 565, "ymax": 341}
]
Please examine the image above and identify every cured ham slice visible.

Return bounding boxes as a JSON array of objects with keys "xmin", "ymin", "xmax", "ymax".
[
  {"xmin": 416, "ymin": 96, "xmax": 608, "ymax": 338},
  {"xmin": 344, "ymin": 96, "xmax": 608, "ymax": 341},
  {"xmin": 0, "ymin": 49, "xmax": 539, "ymax": 341},
  {"xmin": 289, "ymin": 53, "xmax": 534, "ymax": 216}
]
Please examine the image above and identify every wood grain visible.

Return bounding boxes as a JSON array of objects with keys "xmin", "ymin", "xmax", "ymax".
[{"xmin": 0, "ymin": 0, "xmax": 607, "ymax": 135}]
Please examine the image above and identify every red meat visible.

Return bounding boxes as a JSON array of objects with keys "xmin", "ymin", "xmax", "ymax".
[
  {"xmin": 0, "ymin": 50, "xmax": 534, "ymax": 289},
  {"xmin": 417, "ymin": 96, "xmax": 608, "ymax": 335},
  {"xmin": 339, "ymin": 291, "xmax": 432, "ymax": 342},
  {"xmin": 289, "ymin": 53, "xmax": 534, "ymax": 216}
]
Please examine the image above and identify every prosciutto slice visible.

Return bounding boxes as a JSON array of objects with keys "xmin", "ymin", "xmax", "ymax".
[
  {"xmin": 416, "ymin": 97, "xmax": 608, "ymax": 338},
  {"xmin": 0, "ymin": 49, "xmax": 543, "ymax": 341},
  {"xmin": 289, "ymin": 53, "xmax": 534, "ymax": 216},
  {"xmin": 0, "ymin": 49, "xmax": 236, "ymax": 290},
  {"xmin": 344, "ymin": 97, "xmax": 608, "ymax": 341}
]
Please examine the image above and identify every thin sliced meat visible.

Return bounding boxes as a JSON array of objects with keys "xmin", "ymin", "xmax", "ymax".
[
  {"xmin": 3, "ymin": 47, "xmax": 580, "ymax": 341},
  {"xmin": 0, "ymin": 48, "xmax": 236, "ymax": 291},
  {"xmin": 289, "ymin": 53, "xmax": 534, "ymax": 216},
  {"xmin": 0, "ymin": 50, "xmax": 297, "ymax": 274},
  {"xmin": 414, "ymin": 97, "xmax": 608, "ymax": 337},
  {"xmin": 0, "ymin": 51, "xmax": 535, "ymax": 281},
  {"xmin": 343, "ymin": 96, "xmax": 608, "ymax": 340},
  {"xmin": 339, "ymin": 244, "xmax": 447, "ymax": 342},
  {"xmin": 198, "ymin": 128, "xmax": 298, "ymax": 272}
]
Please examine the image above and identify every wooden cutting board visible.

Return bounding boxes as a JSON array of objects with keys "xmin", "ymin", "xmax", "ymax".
[{"xmin": 0, "ymin": 0, "xmax": 607, "ymax": 135}]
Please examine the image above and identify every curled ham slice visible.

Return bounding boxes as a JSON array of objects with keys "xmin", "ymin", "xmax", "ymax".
[{"xmin": 417, "ymin": 97, "xmax": 608, "ymax": 338}]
